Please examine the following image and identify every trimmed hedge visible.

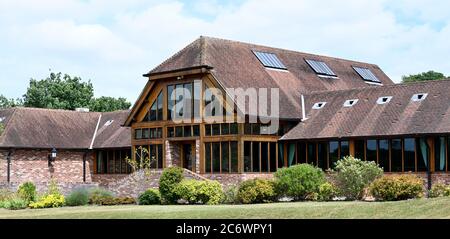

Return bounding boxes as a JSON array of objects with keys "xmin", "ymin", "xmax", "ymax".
[
  {"xmin": 174, "ymin": 179, "xmax": 223, "ymax": 205},
  {"xmin": 370, "ymin": 174, "xmax": 423, "ymax": 201},
  {"xmin": 237, "ymin": 179, "xmax": 277, "ymax": 204}
]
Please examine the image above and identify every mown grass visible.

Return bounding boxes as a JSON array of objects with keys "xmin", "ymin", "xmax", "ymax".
[{"xmin": 1, "ymin": 197, "xmax": 450, "ymax": 219}]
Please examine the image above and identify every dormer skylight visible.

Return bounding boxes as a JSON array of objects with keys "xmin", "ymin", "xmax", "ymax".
[
  {"xmin": 312, "ymin": 102, "xmax": 327, "ymax": 109},
  {"xmin": 344, "ymin": 99, "xmax": 359, "ymax": 107},
  {"xmin": 104, "ymin": 120, "xmax": 114, "ymax": 126},
  {"xmin": 353, "ymin": 66, "xmax": 381, "ymax": 83},
  {"xmin": 253, "ymin": 51, "xmax": 287, "ymax": 70},
  {"xmin": 411, "ymin": 93, "xmax": 428, "ymax": 102},
  {"xmin": 305, "ymin": 59, "xmax": 337, "ymax": 77},
  {"xmin": 377, "ymin": 96, "xmax": 393, "ymax": 105}
]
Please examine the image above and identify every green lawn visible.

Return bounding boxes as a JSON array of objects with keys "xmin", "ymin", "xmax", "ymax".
[{"xmin": 1, "ymin": 197, "xmax": 450, "ymax": 219}]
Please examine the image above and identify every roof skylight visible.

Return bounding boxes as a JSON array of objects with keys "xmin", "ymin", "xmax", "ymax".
[
  {"xmin": 411, "ymin": 93, "xmax": 428, "ymax": 102},
  {"xmin": 305, "ymin": 59, "xmax": 336, "ymax": 77},
  {"xmin": 104, "ymin": 120, "xmax": 114, "ymax": 126},
  {"xmin": 344, "ymin": 99, "xmax": 359, "ymax": 107},
  {"xmin": 377, "ymin": 96, "xmax": 393, "ymax": 105},
  {"xmin": 312, "ymin": 102, "xmax": 327, "ymax": 109},
  {"xmin": 353, "ymin": 66, "xmax": 380, "ymax": 83},
  {"xmin": 253, "ymin": 51, "xmax": 287, "ymax": 70}
]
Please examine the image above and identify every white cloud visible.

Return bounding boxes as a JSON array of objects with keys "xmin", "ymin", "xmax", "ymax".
[{"xmin": 1, "ymin": 0, "xmax": 450, "ymax": 103}]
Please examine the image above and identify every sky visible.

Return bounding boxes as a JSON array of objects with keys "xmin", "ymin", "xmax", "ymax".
[{"xmin": 0, "ymin": 0, "xmax": 449, "ymax": 104}]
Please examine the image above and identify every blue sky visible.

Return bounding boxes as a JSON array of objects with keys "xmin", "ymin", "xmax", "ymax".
[{"xmin": 1, "ymin": 0, "xmax": 449, "ymax": 104}]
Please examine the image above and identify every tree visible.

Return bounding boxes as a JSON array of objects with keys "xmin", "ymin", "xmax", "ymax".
[
  {"xmin": 20, "ymin": 72, "xmax": 130, "ymax": 112},
  {"xmin": 0, "ymin": 95, "xmax": 22, "ymax": 109},
  {"xmin": 401, "ymin": 71, "xmax": 447, "ymax": 83},
  {"xmin": 90, "ymin": 96, "xmax": 131, "ymax": 112}
]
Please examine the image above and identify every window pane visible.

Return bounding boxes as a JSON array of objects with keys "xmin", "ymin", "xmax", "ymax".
[
  {"xmin": 205, "ymin": 143, "xmax": 211, "ymax": 173},
  {"xmin": 212, "ymin": 124, "xmax": 220, "ymax": 135},
  {"xmin": 204, "ymin": 86, "xmax": 212, "ymax": 117},
  {"xmin": 184, "ymin": 126, "xmax": 192, "ymax": 137},
  {"xmin": 404, "ymin": 138, "xmax": 415, "ymax": 172},
  {"xmin": 329, "ymin": 141, "xmax": 339, "ymax": 169},
  {"xmin": 150, "ymin": 101, "xmax": 157, "ymax": 121},
  {"xmin": 157, "ymin": 128, "xmax": 162, "ymax": 138},
  {"xmin": 120, "ymin": 150, "xmax": 127, "ymax": 174},
  {"xmin": 175, "ymin": 84, "xmax": 184, "ymax": 119},
  {"xmin": 221, "ymin": 142, "xmax": 229, "ymax": 173},
  {"xmin": 157, "ymin": 91, "xmax": 163, "ymax": 120},
  {"xmin": 205, "ymin": 124, "xmax": 211, "ymax": 136},
  {"xmin": 193, "ymin": 81, "xmax": 201, "ymax": 119},
  {"xmin": 288, "ymin": 143, "xmax": 296, "ymax": 167},
  {"xmin": 252, "ymin": 142, "xmax": 260, "ymax": 172},
  {"xmin": 167, "ymin": 85, "xmax": 174, "ymax": 120},
  {"xmin": 97, "ymin": 151, "xmax": 105, "ymax": 174},
  {"xmin": 340, "ymin": 141, "xmax": 349, "ymax": 158},
  {"xmin": 212, "ymin": 143, "xmax": 221, "ymax": 173},
  {"xmin": 355, "ymin": 140, "xmax": 365, "ymax": 160},
  {"xmin": 417, "ymin": 138, "xmax": 428, "ymax": 172},
  {"xmin": 175, "ymin": 126, "xmax": 183, "ymax": 137},
  {"xmin": 378, "ymin": 139, "xmax": 390, "ymax": 172},
  {"xmin": 192, "ymin": 125, "xmax": 200, "ymax": 136},
  {"xmin": 297, "ymin": 142, "xmax": 306, "ymax": 164},
  {"xmin": 114, "ymin": 151, "xmax": 121, "ymax": 173},
  {"xmin": 230, "ymin": 141, "xmax": 238, "ymax": 173},
  {"xmin": 184, "ymin": 83, "xmax": 192, "ymax": 119},
  {"xmin": 108, "ymin": 151, "xmax": 114, "ymax": 174},
  {"xmin": 244, "ymin": 123, "xmax": 252, "ymax": 135},
  {"xmin": 149, "ymin": 145, "xmax": 156, "ymax": 168},
  {"xmin": 307, "ymin": 143, "xmax": 316, "ymax": 165},
  {"xmin": 157, "ymin": 144, "xmax": 163, "ymax": 169},
  {"xmin": 391, "ymin": 139, "xmax": 402, "ymax": 172},
  {"xmin": 135, "ymin": 129, "xmax": 142, "ymax": 140},
  {"xmin": 221, "ymin": 123, "xmax": 230, "ymax": 135},
  {"xmin": 278, "ymin": 143, "xmax": 284, "ymax": 168},
  {"xmin": 317, "ymin": 142, "xmax": 327, "ymax": 170},
  {"xmin": 435, "ymin": 137, "xmax": 446, "ymax": 172},
  {"xmin": 366, "ymin": 140, "xmax": 377, "ymax": 162},
  {"xmin": 252, "ymin": 124, "xmax": 261, "ymax": 135},
  {"xmin": 244, "ymin": 141, "xmax": 252, "ymax": 172},
  {"xmin": 167, "ymin": 127, "xmax": 174, "ymax": 138},
  {"xmin": 142, "ymin": 129, "xmax": 149, "ymax": 139},
  {"xmin": 230, "ymin": 123, "xmax": 238, "ymax": 134},
  {"xmin": 270, "ymin": 143, "xmax": 277, "ymax": 172},
  {"xmin": 261, "ymin": 142, "xmax": 269, "ymax": 172}
]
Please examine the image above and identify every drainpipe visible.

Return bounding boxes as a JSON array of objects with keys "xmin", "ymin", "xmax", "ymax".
[{"xmin": 6, "ymin": 149, "xmax": 13, "ymax": 183}]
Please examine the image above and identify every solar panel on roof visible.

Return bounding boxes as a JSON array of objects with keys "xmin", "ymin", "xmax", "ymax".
[
  {"xmin": 305, "ymin": 59, "xmax": 336, "ymax": 77},
  {"xmin": 353, "ymin": 66, "xmax": 380, "ymax": 83},
  {"xmin": 253, "ymin": 51, "xmax": 287, "ymax": 70}
]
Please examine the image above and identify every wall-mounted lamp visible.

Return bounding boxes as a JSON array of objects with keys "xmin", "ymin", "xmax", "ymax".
[{"xmin": 48, "ymin": 148, "xmax": 57, "ymax": 167}]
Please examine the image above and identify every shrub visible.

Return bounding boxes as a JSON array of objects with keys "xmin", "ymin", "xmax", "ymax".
[
  {"xmin": 318, "ymin": 182, "xmax": 338, "ymax": 201},
  {"xmin": 138, "ymin": 189, "xmax": 161, "ymax": 205},
  {"xmin": 159, "ymin": 167, "xmax": 184, "ymax": 204},
  {"xmin": 274, "ymin": 164, "xmax": 325, "ymax": 201},
  {"xmin": 174, "ymin": 180, "xmax": 223, "ymax": 205},
  {"xmin": 29, "ymin": 194, "xmax": 65, "ymax": 209},
  {"xmin": 2, "ymin": 198, "xmax": 29, "ymax": 210},
  {"xmin": 333, "ymin": 156, "xmax": 383, "ymax": 200},
  {"xmin": 18, "ymin": 182, "xmax": 37, "ymax": 202},
  {"xmin": 88, "ymin": 187, "xmax": 114, "ymax": 205},
  {"xmin": 370, "ymin": 175, "xmax": 424, "ymax": 201},
  {"xmin": 100, "ymin": 197, "xmax": 136, "ymax": 206},
  {"xmin": 65, "ymin": 188, "xmax": 90, "ymax": 206},
  {"xmin": 222, "ymin": 186, "xmax": 239, "ymax": 204},
  {"xmin": 429, "ymin": 183, "xmax": 450, "ymax": 198},
  {"xmin": 237, "ymin": 179, "xmax": 277, "ymax": 204},
  {"xmin": 0, "ymin": 189, "xmax": 16, "ymax": 202}
]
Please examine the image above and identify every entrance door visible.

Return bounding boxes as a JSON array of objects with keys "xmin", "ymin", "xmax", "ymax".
[{"xmin": 182, "ymin": 143, "xmax": 194, "ymax": 171}]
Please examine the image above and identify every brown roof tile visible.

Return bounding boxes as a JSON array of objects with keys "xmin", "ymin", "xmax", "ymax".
[
  {"xmin": 281, "ymin": 79, "xmax": 450, "ymax": 140},
  {"xmin": 148, "ymin": 36, "xmax": 393, "ymax": 119}
]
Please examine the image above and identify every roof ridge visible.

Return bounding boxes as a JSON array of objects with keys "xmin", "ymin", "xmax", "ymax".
[
  {"xmin": 199, "ymin": 35, "xmax": 207, "ymax": 66},
  {"xmin": 200, "ymin": 36, "xmax": 379, "ymax": 67}
]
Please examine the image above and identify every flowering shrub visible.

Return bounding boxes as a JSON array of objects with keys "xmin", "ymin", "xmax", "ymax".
[
  {"xmin": 174, "ymin": 180, "xmax": 223, "ymax": 205},
  {"xmin": 29, "ymin": 194, "xmax": 65, "ymax": 209},
  {"xmin": 369, "ymin": 175, "xmax": 423, "ymax": 201},
  {"xmin": 429, "ymin": 183, "xmax": 450, "ymax": 198},
  {"xmin": 237, "ymin": 179, "xmax": 277, "ymax": 204}
]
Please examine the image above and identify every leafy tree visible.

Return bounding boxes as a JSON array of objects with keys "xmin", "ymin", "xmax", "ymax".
[
  {"xmin": 19, "ymin": 72, "xmax": 130, "ymax": 112},
  {"xmin": 0, "ymin": 95, "xmax": 22, "ymax": 108},
  {"xmin": 402, "ymin": 71, "xmax": 447, "ymax": 83},
  {"xmin": 90, "ymin": 96, "xmax": 131, "ymax": 112}
]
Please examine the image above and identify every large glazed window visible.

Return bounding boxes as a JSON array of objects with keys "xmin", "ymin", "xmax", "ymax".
[
  {"xmin": 204, "ymin": 141, "xmax": 239, "ymax": 173},
  {"xmin": 96, "ymin": 149, "xmax": 132, "ymax": 174},
  {"xmin": 146, "ymin": 90, "xmax": 163, "ymax": 121},
  {"xmin": 167, "ymin": 81, "xmax": 201, "ymax": 121}
]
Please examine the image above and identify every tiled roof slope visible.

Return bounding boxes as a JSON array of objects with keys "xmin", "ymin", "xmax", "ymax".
[
  {"xmin": 281, "ymin": 79, "xmax": 450, "ymax": 140},
  {"xmin": 148, "ymin": 36, "xmax": 393, "ymax": 119},
  {"xmin": 0, "ymin": 107, "xmax": 130, "ymax": 149}
]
